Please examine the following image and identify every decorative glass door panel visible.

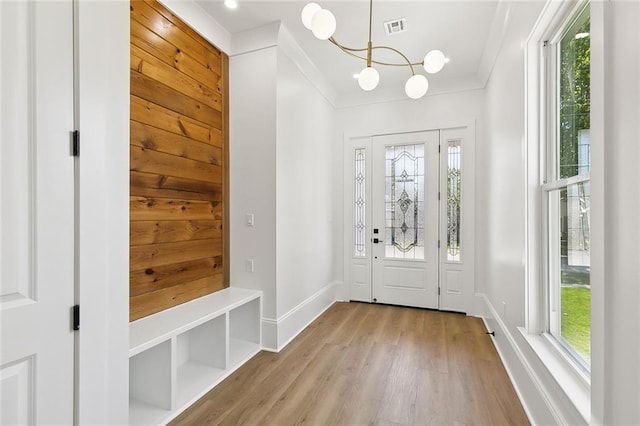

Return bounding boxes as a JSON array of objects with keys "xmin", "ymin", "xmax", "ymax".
[{"xmin": 384, "ymin": 144, "xmax": 425, "ymax": 260}]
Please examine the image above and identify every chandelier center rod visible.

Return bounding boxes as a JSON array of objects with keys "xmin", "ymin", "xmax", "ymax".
[{"xmin": 366, "ymin": 0, "xmax": 373, "ymax": 67}]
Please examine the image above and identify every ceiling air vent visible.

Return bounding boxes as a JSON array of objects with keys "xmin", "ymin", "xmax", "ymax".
[{"xmin": 384, "ymin": 18, "xmax": 407, "ymax": 36}]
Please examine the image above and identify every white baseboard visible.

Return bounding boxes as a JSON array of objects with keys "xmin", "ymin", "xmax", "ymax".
[
  {"xmin": 261, "ymin": 318, "xmax": 278, "ymax": 352},
  {"xmin": 261, "ymin": 281, "xmax": 338, "ymax": 352},
  {"xmin": 477, "ymin": 293, "xmax": 587, "ymax": 425}
]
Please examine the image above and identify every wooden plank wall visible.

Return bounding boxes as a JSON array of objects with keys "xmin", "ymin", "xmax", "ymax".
[{"xmin": 130, "ymin": 0, "xmax": 229, "ymax": 321}]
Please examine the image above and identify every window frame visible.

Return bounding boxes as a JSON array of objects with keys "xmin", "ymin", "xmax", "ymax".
[
  {"xmin": 542, "ymin": 1, "xmax": 592, "ymax": 373},
  {"xmin": 522, "ymin": 0, "xmax": 597, "ymax": 421}
]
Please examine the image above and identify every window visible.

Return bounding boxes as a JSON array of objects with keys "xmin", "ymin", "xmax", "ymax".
[
  {"xmin": 354, "ymin": 148, "xmax": 366, "ymax": 257},
  {"xmin": 544, "ymin": 3, "xmax": 591, "ymax": 369},
  {"xmin": 446, "ymin": 139, "xmax": 462, "ymax": 262}
]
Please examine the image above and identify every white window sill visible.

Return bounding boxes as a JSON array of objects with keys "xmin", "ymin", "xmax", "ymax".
[{"xmin": 518, "ymin": 327, "xmax": 590, "ymax": 423}]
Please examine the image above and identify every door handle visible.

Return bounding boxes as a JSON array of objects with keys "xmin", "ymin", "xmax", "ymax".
[{"xmin": 373, "ymin": 238, "xmax": 384, "ymax": 244}]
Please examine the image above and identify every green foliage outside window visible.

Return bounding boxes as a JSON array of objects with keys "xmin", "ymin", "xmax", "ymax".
[{"xmin": 559, "ymin": 15, "xmax": 590, "ymax": 179}]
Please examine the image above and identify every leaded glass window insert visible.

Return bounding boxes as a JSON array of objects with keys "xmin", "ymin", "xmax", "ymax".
[
  {"xmin": 354, "ymin": 148, "xmax": 366, "ymax": 257},
  {"xmin": 447, "ymin": 139, "xmax": 462, "ymax": 262},
  {"xmin": 384, "ymin": 144, "xmax": 425, "ymax": 259}
]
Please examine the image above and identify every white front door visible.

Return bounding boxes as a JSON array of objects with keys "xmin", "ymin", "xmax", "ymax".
[
  {"xmin": 344, "ymin": 131, "xmax": 439, "ymax": 309},
  {"xmin": 371, "ymin": 132, "xmax": 439, "ymax": 308},
  {"xmin": 0, "ymin": 1, "xmax": 75, "ymax": 424}
]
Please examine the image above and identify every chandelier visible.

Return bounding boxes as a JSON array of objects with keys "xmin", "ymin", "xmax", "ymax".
[{"xmin": 301, "ymin": 0, "xmax": 448, "ymax": 99}]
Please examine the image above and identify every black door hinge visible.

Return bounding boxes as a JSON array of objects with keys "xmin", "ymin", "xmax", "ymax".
[
  {"xmin": 73, "ymin": 305, "xmax": 80, "ymax": 331},
  {"xmin": 72, "ymin": 130, "xmax": 80, "ymax": 157}
]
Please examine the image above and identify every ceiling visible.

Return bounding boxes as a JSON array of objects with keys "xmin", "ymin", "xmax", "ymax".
[{"xmin": 196, "ymin": 0, "xmax": 507, "ymax": 104}]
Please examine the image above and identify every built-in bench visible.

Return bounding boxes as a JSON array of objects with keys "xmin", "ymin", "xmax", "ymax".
[{"xmin": 129, "ymin": 287, "xmax": 262, "ymax": 425}]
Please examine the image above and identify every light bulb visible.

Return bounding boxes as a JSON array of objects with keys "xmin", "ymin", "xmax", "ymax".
[
  {"xmin": 224, "ymin": 0, "xmax": 238, "ymax": 8},
  {"xmin": 423, "ymin": 50, "xmax": 446, "ymax": 74},
  {"xmin": 311, "ymin": 9, "xmax": 336, "ymax": 40},
  {"xmin": 405, "ymin": 74, "xmax": 429, "ymax": 99},
  {"xmin": 301, "ymin": 3, "xmax": 321, "ymax": 30},
  {"xmin": 358, "ymin": 66, "xmax": 379, "ymax": 91}
]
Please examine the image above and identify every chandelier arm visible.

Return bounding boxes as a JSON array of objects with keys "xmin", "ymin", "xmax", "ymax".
[
  {"xmin": 371, "ymin": 45, "xmax": 417, "ymax": 74},
  {"xmin": 339, "ymin": 48, "xmax": 367, "ymax": 60},
  {"xmin": 328, "ymin": 37, "xmax": 369, "ymax": 53},
  {"xmin": 335, "ymin": 47, "xmax": 418, "ymax": 69},
  {"xmin": 328, "ymin": 39, "xmax": 423, "ymax": 74},
  {"xmin": 371, "ymin": 59, "xmax": 423, "ymax": 67}
]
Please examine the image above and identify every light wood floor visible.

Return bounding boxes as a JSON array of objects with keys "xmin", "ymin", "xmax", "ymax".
[{"xmin": 172, "ymin": 302, "xmax": 529, "ymax": 425}]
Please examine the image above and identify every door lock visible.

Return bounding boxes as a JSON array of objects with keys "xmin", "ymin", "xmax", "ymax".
[{"xmin": 373, "ymin": 238, "xmax": 384, "ymax": 244}]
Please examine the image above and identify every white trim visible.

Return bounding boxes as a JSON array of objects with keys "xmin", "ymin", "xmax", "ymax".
[
  {"xmin": 480, "ymin": 294, "xmax": 560, "ymax": 425},
  {"xmin": 260, "ymin": 318, "xmax": 278, "ymax": 353},
  {"xmin": 524, "ymin": 0, "xmax": 582, "ymax": 337},
  {"xmin": 277, "ymin": 24, "xmax": 338, "ymax": 106},
  {"xmin": 478, "ymin": 294, "xmax": 577, "ymax": 425},
  {"xmin": 519, "ymin": 329, "xmax": 590, "ymax": 421},
  {"xmin": 541, "ymin": 173, "xmax": 590, "ymax": 192},
  {"xmin": 261, "ymin": 282, "xmax": 338, "ymax": 352},
  {"xmin": 230, "ymin": 21, "xmax": 279, "ymax": 57},
  {"xmin": 477, "ymin": 1, "xmax": 513, "ymax": 88},
  {"xmin": 478, "ymin": 317, "xmax": 536, "ymax": 425},
  {"xmin": 75, "ymin": 1, "xmax": 130, "ymax": 423},
  {"xmin": 479, "ymin": 293, "xmax": 590, "ymax": 425},
  {"xmin": 523, "ymin": 2, "xmax": 594, "ymax": 423}
]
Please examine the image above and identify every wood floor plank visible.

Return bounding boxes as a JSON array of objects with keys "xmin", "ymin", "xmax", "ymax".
[{"xmin": 170, "ymin": 302, "xmax": 530, "ymax": 426}]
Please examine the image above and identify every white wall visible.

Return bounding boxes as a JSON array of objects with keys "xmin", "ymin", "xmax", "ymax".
[
  {"xmin": 337, "ymin": 90, "xmax": 484, "ymax": 138},
  {"xmin": 275, "ymin": 49, "xmax": 336, "ymax": 320},
  {"xmin": 229, "ymin": 46, "xmax": 278, "ymax": 322},
  {"xmin": 597, "ymin": 1, "xmax": 640, "ymax": 423},
  {"xmin": 478, "ymin": 2, "xmax": 575, "ymax": 423},
  {"xmin": 229, "ymin": 24, "xmax": 338, "ymax": 351},
  {"xmin": 479, "ymin": 1, "xmax": 543, "ymax": 326},
  {"xmin": 76, "ymin": 0, "xmax": 129, "ymax": 423}
]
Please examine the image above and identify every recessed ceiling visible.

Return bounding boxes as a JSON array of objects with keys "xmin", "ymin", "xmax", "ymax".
[{"xmin": 196, "ymin": 1, "xmax": 502, "ymax": 103}]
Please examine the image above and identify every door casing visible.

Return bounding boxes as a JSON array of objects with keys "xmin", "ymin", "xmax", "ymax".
[{"xmin": 343, "ymin": 125, "xmax": 475, "ymax": 313}]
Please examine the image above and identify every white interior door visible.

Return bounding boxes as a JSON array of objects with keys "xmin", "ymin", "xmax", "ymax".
[
  {"xmin": 371, "ymin": 131, "xmax": 440, "ymax": 308},
  {"xmin": 0, "ymin": 1, "xmax": 75, "ymax": 424}
]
